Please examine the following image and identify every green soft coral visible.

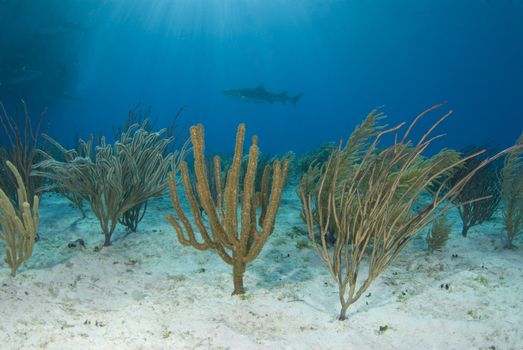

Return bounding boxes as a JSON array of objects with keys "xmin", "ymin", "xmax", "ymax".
[
  {"xmin": 301, "ymin": 107, "xmax": 462, "ymax": 243},
  {"xmin": 502, "ymin": 132, "xmax": 523, "ymax": 248}
]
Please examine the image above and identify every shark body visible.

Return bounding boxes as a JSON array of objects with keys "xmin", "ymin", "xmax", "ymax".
[
  {"xmin": 222, "ymin": 85, "xmax": 304, "ymax": 106},
  {"xmin": 0, "ymin": 66, "xmax": 42, "ymax": 87}
]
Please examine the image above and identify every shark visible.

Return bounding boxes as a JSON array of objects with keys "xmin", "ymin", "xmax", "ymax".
[
  {"xmin": 0, "ymin": 66, "xmax": 42, "ymax": 87},
  {"xmin": 222, "ymin": 85, "xmax": 304, "ymax": 106}
]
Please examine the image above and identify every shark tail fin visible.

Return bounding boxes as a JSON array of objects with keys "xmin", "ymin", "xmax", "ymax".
[{"xmin": 291, "ymin": 92, "xmax": 304, "ymax": 106}]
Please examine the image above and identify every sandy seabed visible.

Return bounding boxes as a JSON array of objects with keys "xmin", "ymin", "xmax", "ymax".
[{"xmin": 1, "ymin": 188, "xmax": 522, "ymax": 350}]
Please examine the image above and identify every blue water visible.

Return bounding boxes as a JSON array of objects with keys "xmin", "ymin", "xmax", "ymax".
[{"xmin": 1, "ymin": 0, "xmax": 522, "ymax": 155}]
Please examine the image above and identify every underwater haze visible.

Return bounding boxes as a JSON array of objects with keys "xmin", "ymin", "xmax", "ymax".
[
  {"xmin": 3, "ymin": 1, "xmax": 523, "ymax": 349},
  {"xmin": 1, "ymin": 0, "xmax": 522, "ymax": 154}
]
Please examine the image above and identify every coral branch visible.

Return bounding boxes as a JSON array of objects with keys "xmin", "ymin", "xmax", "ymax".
[{"xmin": 167, "ymin": 123, "xmax": 288, "ymax": 294}]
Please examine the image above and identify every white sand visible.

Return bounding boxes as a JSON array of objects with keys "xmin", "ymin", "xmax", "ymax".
[{"xmin": 1, "ymin": 189, "xmax": 522, "ymax": 350}]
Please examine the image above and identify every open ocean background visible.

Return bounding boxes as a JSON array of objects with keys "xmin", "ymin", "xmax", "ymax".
[{"xmin": 1, "ymin": 0, "xmax": 522, "ymax": 155}]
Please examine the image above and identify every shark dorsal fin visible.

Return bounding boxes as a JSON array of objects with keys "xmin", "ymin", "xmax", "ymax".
[{"xmin": 255, "ymin": 84, "xmax": 266, "ymax": 91}]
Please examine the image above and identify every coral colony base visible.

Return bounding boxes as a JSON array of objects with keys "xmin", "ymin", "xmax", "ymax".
[{"xmin": 0, "ymin": 103, "xmax": 522, "ymax": 349}]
